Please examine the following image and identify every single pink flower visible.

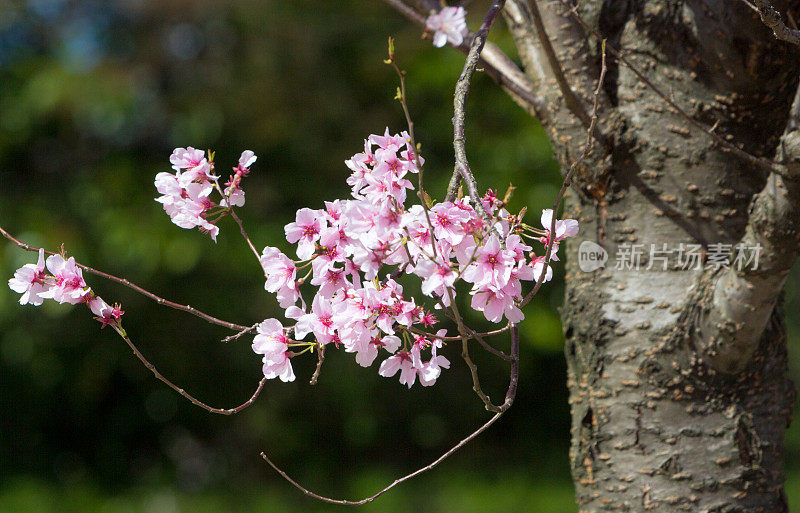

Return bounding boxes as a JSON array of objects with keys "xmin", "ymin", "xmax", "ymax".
[
  {"xmin": 8, "ymin": 248, "xmax": 49, "ymax": 306},
  {"xmin": 285, "ymin": 208, "xmax": 322, "ymax": 260},
  {"xmin": 252, "ymin": 318, "xmax": 295, "ymax": 382},
  {"xmin": 426, "ymin": 6, "xmax": 468, "ymax": 48},
  {"xmin": 39, "ymin": 254, "xmax": 88, "ymax": 305}
]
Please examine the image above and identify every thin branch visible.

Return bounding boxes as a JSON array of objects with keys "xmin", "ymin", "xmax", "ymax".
[
  {"xmin": 228, "ymin": 208, "xmax": 264, "ymax": 270},
  {"xmin": 382, "ymin": 0, "xmax": 548, "ymax": 120},
  {"xmin": 113, "ymin": 325, "xmax": 265, "ymax": 415},
  {"xmin": 407, "ymin": 323, "xmax": 511, "ymax": 343},
  {"xmin": 448, "ymin": 0, "xmax": 507, "ymax": 208},
  {"xmin": 450, "ymin": 292, "xmax": 503, "ymax": 412},
  {"xmin": 259, "ymin": 325, "xmax": 519, "ymax": 505},
  {"xmin": 261, "ymin": 413, "xmax": 503, "ymax": 505},
  {"xmin": 521, "ymin": 40, "xmax": 607, "ymax": 308},
  {"xmin": 387, "ymin": 45, "xmax": 440, "ymax": 260},
  {"xmin": 750, "ymin": 0, "xmax": 800, "ymax": 45},
  {"xmin": 410, "ymin": 323, "xmax": 512, "ymax": 361},
  {"xmin": 471, "ymin": 328, "xmax": 512, "ymax": 361},
  {"xmin": 559, "ymin": 0, "xmax": 788, "ymax": 178},
  {"xmin": 0, "ymin": 225, "xmax": 249, "ymax": 331},
  {"xmin": 527, "ymin": 0, "xmax": 591, "ymax": 128},
  {"xmin": 309, "ymin": 344, "xmax": 325, "ymax": 386},
  {"xmin": 221, "ymin": 323, "xmax": 259, "ymax": 343}
]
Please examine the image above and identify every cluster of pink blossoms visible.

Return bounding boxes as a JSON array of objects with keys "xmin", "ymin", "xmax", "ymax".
[
  {"xmin": 426, "ymin": 6, "xmax": 468, "ymax": 48},
  {"xmin": 8, "ymin": 132, "xmax": 576, "ymax": 390},
  {"xmin": 8, "ymin": 249, "xmax": 124, "ymax": 328},
  {"xmin": 253, "ymin": 129, "xmax": 578, "ymax": 387},
  {"xmin": 154, "ymin": 148, "xmax": 256, "ymax": 241}
]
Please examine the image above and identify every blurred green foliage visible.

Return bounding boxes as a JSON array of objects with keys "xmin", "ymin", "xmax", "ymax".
[{"xmin": 1, "ymin": 1, "xmax": 800, "ymax": 511}]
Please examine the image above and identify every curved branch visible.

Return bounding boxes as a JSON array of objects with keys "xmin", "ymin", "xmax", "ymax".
[
  {"xmin": 521, "ymin": 39, "xmax": 607, "ymax": 308},
  {"xmin": 1, "ymin": 225, "xmax": 250, "ymax": 332},
  {"xmin": 114, "ymin": 325, "xmax": 266, "ymax": 414},
  {"xmin": 382, "ymin": 0, "xmax": 548, "ymax": 120},
  {"xmin": 259, "ymin": 325, "xmax": 520, "ymax": 505},
  {"xmin": 750, "ymin": 0, "xmax": 800, "ymax": 45},
  {"xmin": 448, "ymin": 0, "xmax": 508, "ymax": 208},
  {"xmin": 526, "ymin": 0, "xmax": 591, "ymax": 128}
]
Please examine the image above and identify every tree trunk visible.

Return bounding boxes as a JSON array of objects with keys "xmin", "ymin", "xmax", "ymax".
[{"xmin": 503, "ymin": 0, "xmax": 800, "ymax": 510}]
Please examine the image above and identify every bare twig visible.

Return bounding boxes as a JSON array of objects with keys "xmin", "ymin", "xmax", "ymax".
[
  {"xmin": 260, "ymin": 325, "xmax": 519, "ymax": 505},
  {"xmin": 750, "ymin": 0, "xmax": 800, "ymax": 45},
  {"xmin": 228, "ymin": 208, "xmax": 264, "ymax": 270},
  {"xmin": 450, "ymin": 292, "xmax": 503, "ymax": 412},
  {"xmin": 471, "ymin": 328, "xmax": 512, "ymax": 361},
  {"xmin": 448, "ymin": 0, "xmax": 507, "ymax": 209},
  {"xmin": 113, "ymin": 325, "xmax": 265, "ymax": 414},
  {"xmin": 381, "ymin": 0, "xmax": 548, "ymax": 120},
  {"xmin": 409, "ymin": 326, "xmax": 511, "ymax": 360},
  {"xmin": 261, "ymin": 413, "xmax": 503, "ymax": 505},
  {"xmin": 521, "ymin": 39, "xmax": 608, "ymax": 308},
  {"xmin": 221, "ymin": 323, "xmax": 260, "ymax": 343},
  {"xmin": 387, "ymin": 43, "xmax": 440, "ymax": 260},
  {"xmin": 1, "ymin": 225, "xmax": 250, "ymax": 331},
  {"xmin": 309, "ymin": 344, "xmax": 325, "ymax": 385}
]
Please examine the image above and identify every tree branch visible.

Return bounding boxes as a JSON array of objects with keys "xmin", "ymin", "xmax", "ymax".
[
  {"xmin": 521, "ymin": 39, "xmax": 607, "ymax": 308},
  {"xmin": 259, "ymin": 325, "xmax": 519, "ymax": 505},
  {"xmin": 447, "ymin": 0, "xmax": 507, "ymax": 208},
  {"xmin": 750, "ymin": 0, "xmax": 800, "ymax": 45},
  {"xmin": 114, "ymin": 325, "xmax": 266, "ymax": 414},
  {"xmin": 698, "ymin": 84, "xmax": 800, "ymax": 373},
  {"xmin": 0, "ymin": 225, "xmax": 250, "ymax": 331},
  {"xmin": 381, "ymin": 0, "xmax": 548, "ymax": 120}
]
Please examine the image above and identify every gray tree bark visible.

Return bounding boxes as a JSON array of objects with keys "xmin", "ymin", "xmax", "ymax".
[{"xmin": 500, "ymin": 0, "xmax": 800, "ymax": 511}]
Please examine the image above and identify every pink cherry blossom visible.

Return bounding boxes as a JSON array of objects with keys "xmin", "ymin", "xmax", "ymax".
[
  {"xmin": 8, "ymin": 248, "xmax": 49, "ymax": 306},
  {"xmin": 426, "ymin": 6, "xmax": 468, "ymax": 48},
  {"xmin": 461, "ymin": 234, "xmax": 513, "ymax": 289},
  {"xmin": 539, "ymin": 209, "xmax": 579, "ymax": 259},
  {"xmin": 293, "ymin": 294, "xmax": 336, "ymax": 345},
  {"xmin": 379, "ymin": 351, "xmax": 417, "ymax": 388},
  {"xmin": 252, "ymin": 319, "xmax": 295, "ymax": 382},
  {"xmin": 261, "ymin": 247, "xmax": 297, "ymax": 293},
  {"xmin": 88, "ymin": 296, "xmax": 124, "ymax": 328},
  {"xmin": 170, "ymin": 147, "xmax": 217, "ymax": 187},
  {"xmin": 223, "ymin": 150, "xmax": 257, "ymax": 207},
  {"xmin": 144, "ymin": 132, "xmax": 580, "ymax": 390},
  {"xmin": 418, "ymin": 331, "xmax": 451, "ymax": 387},
  {"xmin": 285, "ymin": 208, "xmax": 322, "ymax": 260},
  {"xmin": 354, "ymin": 333, "xmax": 401, "ymax": 368},
  {"xmin": 39, "ymin": 254, "xmax": 88, "ymax": 305}
]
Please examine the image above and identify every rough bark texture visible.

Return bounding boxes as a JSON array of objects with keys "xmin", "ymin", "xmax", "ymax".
[{"xmin": 503, "ymin": 0, "xmax": 800, "ymax": 511}]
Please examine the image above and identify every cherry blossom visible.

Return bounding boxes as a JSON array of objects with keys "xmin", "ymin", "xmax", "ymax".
[
  {"xmin": 8, "ymin": 248, "xmax": 48, "ymax": 306},
  {"xmin": 38, "ymin": 254, "xmax": 88, "ymax": 305},
  {"xmin": 150, "ymin": 131, "xmax": 579, "ymax": 386},
  {"xmin": 223, "ymin": 150, "xmax": 257, "ymax": 207},
  {"xmin": 89, "ymin": 296, "xmax": 124, "ymax": 328},
  {"xmin": 285, "ymin": 208, "xmax": 322, "ymax": 260},
  {"xmin": 426, "ymin": 7, "xmax": 468, "ymax": 48},
  {"xmin": 379, "ymin": 351, "xmax": 417, "ymax": 388},
  {"xmin": 252, "ymin": 319, "xmax": 295, "ymax": 382},
  {"xmin": 170, "ymin": 147, "xmax": 217, "ymax": 187}
]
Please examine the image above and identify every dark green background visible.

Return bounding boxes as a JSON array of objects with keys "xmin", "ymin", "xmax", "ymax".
[{"xmin": 1, "ymin": 1, "xmax": 798, "ymax": 511}]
